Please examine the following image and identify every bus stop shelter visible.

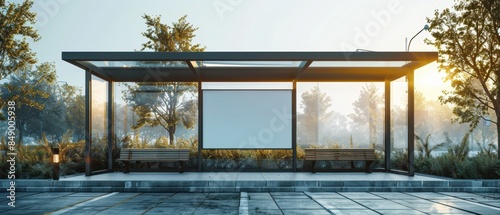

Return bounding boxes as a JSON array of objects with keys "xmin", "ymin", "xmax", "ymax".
[{"xmin": 62, "ymin": 51, "xmax": 438, "ymax": 176}]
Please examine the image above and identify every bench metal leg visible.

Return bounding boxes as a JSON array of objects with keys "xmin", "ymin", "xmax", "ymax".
[
  {"xmin": 311, "ymin": 161, "xmax": 317, "ymax": 173},
  {"xmin": 179, "ymin": 161, "xmax": 184, "ymax": 173},
  {"xmin": 365, "ymin": 161, "xmax": 373, "ymax": 173},
  {"xmin": 124, "ymin": 161, "xmax": 130, "ymax": 173}
]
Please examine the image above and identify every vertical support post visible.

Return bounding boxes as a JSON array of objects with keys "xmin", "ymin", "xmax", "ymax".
[
  {"xmin": 85, "ymin": 70, "xmax": 92, "ymax": 176},
  {"xmin": 292, "ymin": 81, "xmax": 297, "ymax": 172},
  {"xmin": 384, "ymin": 80, "xmax": 391, "ymax": 171},
  {"xmin": 52, "ymin": 147, "xmax": 59, "ymax": 180},
  {"xmin": 107, "ymin": 81, "xmax": 114, "ymax": 171},
  {"xmin": 198, "ymin": 81, "xmax": 203, "ymax": 172},
  {"xmin": 407, "ymin": 70, "xmax": 415, "ymax": 176}
]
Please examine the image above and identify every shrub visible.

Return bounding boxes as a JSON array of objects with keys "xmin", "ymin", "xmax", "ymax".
[
  {"xmin": 391, "ymin": 149, "xmax": 408, "ymax": 170},
  {"xmin": 455, "ymin": 153, "xmax": 500, "ymax": 179}
]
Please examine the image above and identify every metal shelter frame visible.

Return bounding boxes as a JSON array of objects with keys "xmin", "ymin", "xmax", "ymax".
[{"xmin": 62, "ymin": 51, "xmax": 438, "ymax": 176}]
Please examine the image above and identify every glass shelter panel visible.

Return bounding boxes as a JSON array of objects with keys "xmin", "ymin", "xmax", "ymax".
[
  {"xmin": 91, "ymin": 75, "xmax": 108, "ymax": 172},
  {"xmin": 114, "ymin": 82, "xmax": 199, "ymax": 171},
  {"xmin": 296, "ymin": 82, "xmax": 385, "ymax": 171},
  {"xmin": 390, "ymin": 76, "xmax": 409, "ymax": 171}
]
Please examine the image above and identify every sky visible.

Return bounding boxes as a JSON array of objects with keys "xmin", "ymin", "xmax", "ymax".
[{"xmin": 11, "ymin": 0, "xmax": 455, "ymax": 114}]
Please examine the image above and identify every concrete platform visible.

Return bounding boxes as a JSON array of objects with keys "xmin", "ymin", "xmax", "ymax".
[{"xmin": 3, "ymin": 172, "xmax": 499, "ymax": 193}]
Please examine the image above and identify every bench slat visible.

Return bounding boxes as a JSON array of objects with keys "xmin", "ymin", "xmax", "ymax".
[
  {"xmin": 305, "ymin": 148, "xmax": 376, "ymax": 161},
  {"xmin": 118, "ymin": 148, "xmax": 190, "ymax": 161}
]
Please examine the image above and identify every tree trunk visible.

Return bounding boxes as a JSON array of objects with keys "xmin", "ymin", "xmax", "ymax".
[
  {"xmin": 168, "ymin": 124, "xmax": 176, "ymax": 145},
  {"xmin": 497, "ymin": 118, "xmax": 500, "ymax": 159},
  {"xmin": 169, "ymin": 130, "xmax": 175, "ymax": 146}
]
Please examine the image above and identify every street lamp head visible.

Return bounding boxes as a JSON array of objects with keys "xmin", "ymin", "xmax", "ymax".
[{"xmin": 424, "ymin": 24, "xmax": 430, "ymax": 30}]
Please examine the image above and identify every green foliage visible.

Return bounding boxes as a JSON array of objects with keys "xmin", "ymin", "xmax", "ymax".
[
  {"xmin": 350, "ymin": 84, "xmax": 384, "ymax": 146},
  {"xmin": 415, "ymin": 133, "xmax": 446, "ymax": 158},
  {"xmin": 123, "ymin": 82, "xmax": 198, "ymax": 145},
  {"xmin": 122, "ymin": 14, "xmax": 205, "ymax": 145},
  {"xmin": 455, "ymin": 153, "xmax": 500, "ymax": 179},
  {"xmin": 297, "ymin": 86, "xmax": 333, "ymax": 145},
  {"xmin": 431, "ymin": 153, "xmax": 458, "ymax": 177},
  {"xmin": 141, "ymin": 14, "xmax": 205, "ymax": 52},
  {"xmin": 415, "ymin": 132, "xmax": 500, "ymax": 179},
  {"xmin": 426, "ymin": 0, "xmax": 500, "ymax": 157},
  {"xmin": 64, "ymin": 89, "xmax": 85, "ymax": 141},
  {"xmin": 391, "ymin": 149, "xmax": 408, "ymax": 171},
  {"xmin": 1, "ymin": 62, "xmax": 58, "ymax": 142},
  {"xmin": 445, "ymin": 132, "xmax": 470, "ymax": 161},
  {"xmin": 476, "ymin": 138, "xmax": 497, "ymax": 157},
  {"xmin": 0, "ymin": 0, "xmax": 40, "ymax": 79}
]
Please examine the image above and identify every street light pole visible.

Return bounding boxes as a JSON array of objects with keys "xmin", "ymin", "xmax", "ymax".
[{"xmin": 406, "ymin": 24, "xmax": 430, "ymax": 51}]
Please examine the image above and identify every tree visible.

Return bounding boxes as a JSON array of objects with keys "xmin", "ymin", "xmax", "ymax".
[
  {"xmin": 123, "ymin": 83, "xmax": 198, "ymax": 145},
  {"xmin": 25, "ymin": 83, "xmax": 70, "ymax": 141},
  {"xmin": 65, "ymin": 94, "xmax": 85, "ymax": 141},
  {"xmin": 425, "ymin": 0, "xmax": 500, "ymax": 158},
  {"xmin": 1, "ymin": 62, "xmax": 56, "ymax": 144},
  {"xmin": 0, "ymin": 0, "xmax": 40, "ymax": 79},
  {"xmin": 123, "ymin": 14, "xmax": 204, "ymax": 145},
  {"xmin": 350, "ymin": 84, "xmax": 384, "ymax": 146},
  {"xmin": 297, "ymin": 86, "xmax": 333, "ymax": 145},
  {"xmin": 141, "ymin": 14, "xmax": 205, "ymax": 52}
]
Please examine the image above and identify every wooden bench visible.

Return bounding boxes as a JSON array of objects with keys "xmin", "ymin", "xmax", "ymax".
[
  {"xmin": 305, "ymin": 148, "xmax": 376, "ymax": 173},
  {"xmin": 118, "ymin": 148, "xmax": 190, "ymax": 173}
]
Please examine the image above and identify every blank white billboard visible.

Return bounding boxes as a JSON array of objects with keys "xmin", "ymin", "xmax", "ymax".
[{"xmin": 203, "ymin": 90, "xmax": 292, "ymax": 149}]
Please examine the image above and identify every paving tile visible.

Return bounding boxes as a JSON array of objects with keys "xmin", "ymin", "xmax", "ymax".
[
  {"xmin": 328, "ymin": 209, "xmax": 379, "ymax": 215},
  {"xmin": 270, "ymin": 192, "xmax": 304, "ymax": 196},
  {"xmin": 405, "ymin": 192, "xmax": 457, "ymax": 200},
  {"xmin": 282, "ymin": 210, "xmax": 330, "ymax": 215},
  {"xmin": 274, "ymin": 199, "xmax": 323, "ymax": 210},
  {"xmin": 478, "ymin": 193, "xmax": 500, "ymax": 199},
  {"xmin": 247, "ymin": 209, "xmax": 283, "ymax": 215},
  {"xmin": 272, "ymin": 194, "xmax": 309, "ymax": 199},
  {"xmin": 404, "ymin": 203, "xmax": 472, "ymax": 214},
  {"xmin": 200, "ymin": 199, "xmax": 240, "ymax": 209},
  {"xmin": 356, "ymin": 200, "xmax": 411, "ymax": 210},
  {"xmin": 96, "ymin": 208, "xmax": 152, "ymax": 215},
  {"xmin": 193, "ymin": 208, "xmax": 238, "ymax": 215},
  {"xmin": 66, "ymin": 192, "xmax": 109, "ymax": 197},
  {"xmin": 127, "ymin": 193, "xmax": 174, "ymax": 202},
  {"xmin": 476, "ymin": 201, "xmax": 500, "ymax": 207},
  {"xmin": 166, "ymin": 193, "xmax": 208, "ymax": 203},
  {"xmin": 23, "ymin": 192, "xmax": 73, "ymax": 198},
  {"xmin": 248, "ymin": 200, "xmax": 280, "ymax": 210},
  {"xmin": 205, "ymin": 193, "xmax": 240, "ymax": 200},
  {"xmin": 433, "ymin": 199, "xmax": 500, "ymax": 214},
  {"xmin": 144, "ymin": 206, "xmax": 197, "ymax": 215},
  {"xmin": 248, "ymin": 193, "xmax": 274, "ymax": 200},
  {"xmin": 314, "ymin": 199, "xmax": 366, "ymax": 210},
  {"xmin": 370, "ymin": 192, "xmax": 420, "ymax": 200},
  {"xmin": 56, "ymin": 206, "xmax": 108, "ymax": 215},
  {"xmin": 156, "ymin": 202, "xmax": 202, "ymax": 208},
  {"xmin": 374, "ymin": 209, "xmax": 426, "ymax": 215},
  {"xmin": 338, "ymin": 192, "xmax": 384, "ymax": 200},
  {"xmin": 305, "ymin": 192, "xmax": 344, "ymax": 199},
  {"xmin": 0, "ymin": 209, "xmax": 50, "ymax": 215}
]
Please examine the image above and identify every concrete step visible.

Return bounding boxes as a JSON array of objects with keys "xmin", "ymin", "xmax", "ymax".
[{"xmin": 3, "ymin": 179, "xmax": 499, "ymax": 193}]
